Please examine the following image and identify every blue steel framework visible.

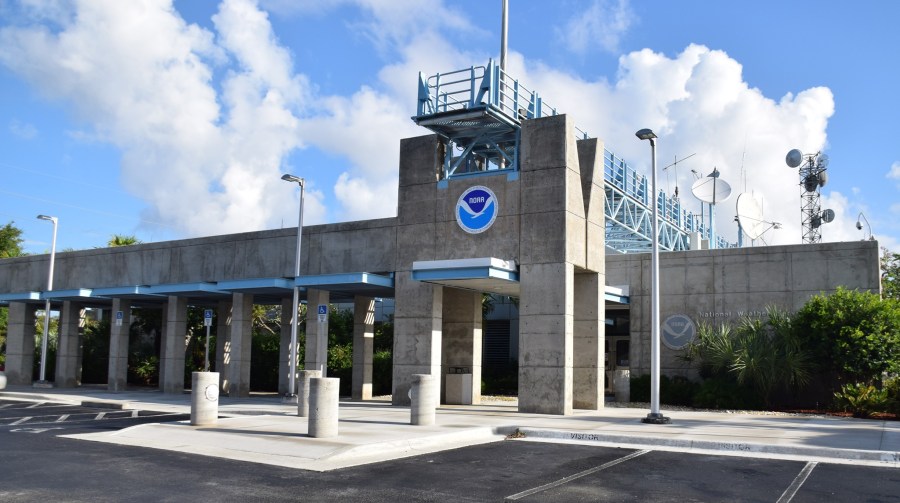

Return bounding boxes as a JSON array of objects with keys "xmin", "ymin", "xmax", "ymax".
[{"xmin": 413, "ymin": 60, "xmax": 732, "ymax": 253}]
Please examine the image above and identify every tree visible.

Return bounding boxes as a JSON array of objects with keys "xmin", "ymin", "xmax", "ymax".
[
  {"xmin": 793, "ymin": 287, "xmax": 900, "ymax": 388},
  {"xmin": 107, "ymin": 234, "xmax": 142, "ymax": 247},
  {"xmin": 0, "ymin": 221, "xmax": 25, "ymax": 258},
  {"xmin": 882, "ymin": 247, "xmax": 900, "ymax": 300}
]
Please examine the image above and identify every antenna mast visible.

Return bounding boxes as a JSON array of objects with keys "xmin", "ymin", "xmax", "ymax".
[{"xmin": 500, "ymin": 0, "xmax": 508, "ymax": 71}]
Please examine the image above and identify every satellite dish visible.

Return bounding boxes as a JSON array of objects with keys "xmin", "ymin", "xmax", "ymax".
[
  {"xmin": 803, "ymin": 174, "xmax": 822, "ymax": 192},
  {"xmin": 691, "ymin": 176, "xmax": 732, "ymax": 204},
  {"xmin": 816, "ymin": 154, "xmax": 829, "ymax": 169},
  {"xmin": 736, "ymin": 193, "xmax": 766, "ymax": 240},
  {"xmin": 811, "ymin": 215, "xmax": 822, "ymax": 228},
  {"xmin": 822, "ymin": 208, "xmax": 835, "ymax": 223},
  {"xmin": 818, "ymin": 170, "xmax": 828, "ymax": 187},
  {"xmin": 786, "ymin": 149, "xmax": 803, "ymax": 168}
]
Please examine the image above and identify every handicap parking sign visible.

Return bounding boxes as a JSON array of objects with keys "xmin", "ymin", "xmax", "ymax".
[{"xmin": 317, "ymin": 304, "xmax": 328, "ymax": 323}]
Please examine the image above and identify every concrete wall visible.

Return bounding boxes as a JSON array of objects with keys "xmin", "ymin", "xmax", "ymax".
[
  {"xmin": 606, "ymin": 240, "xmax": 882, "ymax": 378},
  {"xmin": 0, "ymin": 218, "xmax": 397, "ymax": 291}
]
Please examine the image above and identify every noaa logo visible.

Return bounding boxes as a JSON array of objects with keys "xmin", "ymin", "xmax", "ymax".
[
  {"xmin": 661, "ymin": 314, "xmax": 696, "ymax": 350},
  {"xmin": 456, "ymin": 186, "xmax": 498, "ymax": 234}
]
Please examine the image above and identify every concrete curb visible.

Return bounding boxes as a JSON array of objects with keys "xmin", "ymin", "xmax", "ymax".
[{"xmin": 516, "ymin": 427, "xmax": 900, "ymax": 467}]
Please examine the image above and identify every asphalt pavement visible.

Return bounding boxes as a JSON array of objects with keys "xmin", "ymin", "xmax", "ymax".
[{"xmin": 1, "ymin": 384, "xmax": 898, "ymax": 472}]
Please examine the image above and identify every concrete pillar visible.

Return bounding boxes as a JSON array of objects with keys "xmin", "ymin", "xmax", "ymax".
[
  {"xmin": 190, "ymin": 371, "xmax": 220, "ymax": 426},
  {"xmin": 227, "ymin": 293, "xmax": 253, "ymax": 398},
  {"xmin": 351, "ymin": 296, "xmax": 375, "ymax": 400},
  {"xmin": 4, "ymin": 302, "xmax": 37, "ymax": 385},
  {"xmin": 613, "ymin": 369, "xmax": 631, "ymax": 403},
  {"xmin": 410, "ymin": 373, "xmax": 437, "ymax": 425},
  {"xmin": 215, "ymin": 300, "xmax": 232, "ymax": 394},
  {"xmin": 107, "ymin": 298, "xmax": 131, "ymax": 392},
  {"xmin": 278, "ymin": 296, "xmax": 295, "ymax": 395},
  {"xmin": 305, "ymin": 288, "xmax": 329, "ymax": 376},
  {"xmin": 573, "ymin": 272, "xmax": 604, "ymax": 409},
  {"xmin": 55, "ymin": 301, "xmax": 84, "ymax": 388},
  {"xmin": 441, "ymin": 288, "xmax": 482, "ymax": 405},
  {"xmin": 518, "ymin": 263, "xmax": 574, "ymax": 415},
  {"xmin": 161, "ymin": 297, "xmax": 188, "ymax": 394},
  {"xmin": 297, "ymin": 369, "xmax": 322, "ymax": 417},
  {"xmin": 392, "ymin": 272, "xmax": 442, "ymax": 406},
  {"xmin": 308, "ymin": 377, "xmax": 340, "ymax": 438}
]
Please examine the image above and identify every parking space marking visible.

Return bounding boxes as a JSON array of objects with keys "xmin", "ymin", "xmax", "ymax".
[
  {"xmin": 25, "ymin": 402, "xmax": 46, "ymax": 409},
  {"xmin": 95, "ymin": 412, "xmax": 107, "ymax": 420},
  {"xmin": 10, "ymin": 416, "xmax": 32, "ymax": 425},
  {"xmin": 55, "ymin": 414, "xmax": 69, "ymax": 422},
  {"xmin": 505, "ymin": 449, "xmax": 649, "ymax": 501},
  {"xmin": 777, "ymin": 461, "xmax": 817, "ymax": 503}
]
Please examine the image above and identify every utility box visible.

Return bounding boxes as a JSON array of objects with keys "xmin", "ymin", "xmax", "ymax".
[{"xmin": 445, "ymin": 367, "xmax": 473, "ymax": 405}]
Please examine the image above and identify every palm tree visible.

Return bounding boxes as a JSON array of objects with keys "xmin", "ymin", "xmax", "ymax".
[{"xmin": 108, "ymin": 234, "xmax": 142, "ymax": 247}]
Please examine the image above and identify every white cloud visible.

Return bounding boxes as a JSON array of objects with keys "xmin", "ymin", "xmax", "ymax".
[
  {"xmin": 888, "ymin": 161, "xmax": 900, "ymax": 180},
  {"xmin": 0, "ymin": 0, "xmax": 323, "ymax": 238},
  {"xmin": 559, "ymin": 0, "xmax": 635, "ymax": 54},
  {"xmin": 8, "ymin": 118, "xmax": 37, "ymax": 139}
]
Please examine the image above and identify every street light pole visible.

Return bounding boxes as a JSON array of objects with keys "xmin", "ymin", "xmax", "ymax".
[
  {"xmin": 36, "ymin": 214, "xmax": 58, "ymax": 385},
  {"xmin": 635, "ymin": 129, "xmax": 670, "ymax": 425},
  {"xmin": 281, "ymin": 174, "xmax": 305, "ymax": 398}
]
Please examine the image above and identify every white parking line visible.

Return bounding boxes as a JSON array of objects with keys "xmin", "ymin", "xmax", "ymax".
[
  {"xmin": 55, "ymin": 414, "xmax": 70, "ymax": 423},
  {"xmin": 777, "ymin": 461, "xmax": 818, "ymax": 503},
  {"xmin": 10, "ymin": 416, "xmax": 32, "ymax": 425},
  {"xmin": 95, "ymin": 412, "xmax": 107, "ymax": 420},
  {"xmin": 25, "ymin": 402, "xmax": 46, "ymax": 409},
  {"xmin": 505, "ymin": 449, "xmax": 650, "ymax": 501}
]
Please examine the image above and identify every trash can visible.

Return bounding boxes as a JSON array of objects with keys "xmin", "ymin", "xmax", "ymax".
[{"xmin": 445, "ymin": 367, "xmax": 473, "ymax": 405}]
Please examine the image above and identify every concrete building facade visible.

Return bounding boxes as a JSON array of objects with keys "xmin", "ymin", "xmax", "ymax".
[{"xmin": 0, "ymin": 115, "xmax": 881, "ymax": 415}]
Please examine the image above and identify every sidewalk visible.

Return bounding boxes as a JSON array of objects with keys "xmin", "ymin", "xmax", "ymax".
[{"xmin": 2, "ymin": 385, "xmax": 898, "ymax": 471}]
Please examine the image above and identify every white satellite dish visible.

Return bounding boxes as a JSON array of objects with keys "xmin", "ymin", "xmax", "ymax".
[
  {"xmin": 822, "ymin": 208, "xmax": 835, "ymax": 223},
  {"xmin": 786, "ymin": 149, "xmax": 803, "ymax": 168},
  {"xmin": 736, "ymin": 193, "xmax": 766, "ymax": 240},
  {"xmin": 691, "ymin": 176, "xmax": 732, "ymax": 204}
]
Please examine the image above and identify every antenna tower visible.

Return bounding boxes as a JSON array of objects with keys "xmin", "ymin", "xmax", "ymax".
[{"xmin": 785, "ymin": 149, "xmax": 833, "ymax": 243}]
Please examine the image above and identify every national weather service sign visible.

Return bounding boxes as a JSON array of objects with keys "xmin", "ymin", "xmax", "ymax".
[
  {"xmin": 456, "ymin": 186, "xmax": 498, "ymax": 234},
  {"xmin": 661, "ymin": 314, "xmax": 697, "ymax": 350}
]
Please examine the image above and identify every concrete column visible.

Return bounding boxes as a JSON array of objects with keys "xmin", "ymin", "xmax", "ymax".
[
  {"xmin": 441, "ymin": 288, "xmax": 482, "ymax": 405},
  {"xmin": 278, "ymin": 296, "xmax": 294, "ymax": 395},
  {"xmin": 4, "ymin": 302, "xmax": 37, "ymax": 385},
  {"xmin": 392, "ymin": 272, "xmax": 442, "ymax": 406},
  {"xmin": 305, "ymin": 288, "xmax": 329, "ymax": 376},
  {"xmin": 161, "ymin": 297, "xmax": 188, "ymax": 394},
  {"xmin": 518, "ymin": 263, "xmax": 575, "ymax": 415},
  {"xmin": 190, "ymin": 371, "xmax": 220, "ymax": 426},
  {"xmin": 297, "ymin": 369, "xmax": 322, "ymax": 417},
  {"xmin": 351, "ymin": 296, "xmax": 375, "ymax": 400},
  {"xmin": 227, "ymin": 293, "xmax": 254, "ymax": 398},
  {"xmin": 55, "ymin": 301, "xmax": 84, "ymax": 388},
  {"xmin": 107, "ymin": 298, "xmax": 131, "ymax": 392},
  {"xmin": 215, "ymin": 300, "xmax": 232, "ymax": 393},
  {"xmin": 308, "ymin": 377, "xmax": 340, "ymax": 438},
  {"xmin": 410, "ymin": 373, "xmax": 436, "ymax": 425},
  {"xmin": 573, "ymin": 271, "xmax": 604, "ymax": 409}
]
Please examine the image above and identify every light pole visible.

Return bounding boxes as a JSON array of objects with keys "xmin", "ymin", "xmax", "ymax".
[
  {"xmin": 36, "ymin": 214, "xmax": 58, "ymax": 385},
  {"xmin": 281, "ymin": 174, "xmax": 305, "ymax": 399},
  {"xmin": 635, "ymin": 129, "xmax": 670, "ymax": 425}
]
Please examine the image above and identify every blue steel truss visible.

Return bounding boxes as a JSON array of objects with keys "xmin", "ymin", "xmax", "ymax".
[{"xmin": 412, "ymin": 61, "xmax": 733, "ymax": 253}]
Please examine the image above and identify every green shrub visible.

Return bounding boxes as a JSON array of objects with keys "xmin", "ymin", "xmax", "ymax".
[
  {"xmin": 833, "ymin": 382, "xmax": 890, "ymax": 418},
  {"xmin": 884, "ymin": 377, "xmax": 900, "ymax": 415},
  {"xmin": 692, "ymin": 376, "xmax": 762, "ymax": 410},
  {"xmin": 629, "ymin": 374, "xmax": 701, "ymax": 406},
  {"xmin": 372, "ymin": 349, "xmax": 392, "ymax": 396}
]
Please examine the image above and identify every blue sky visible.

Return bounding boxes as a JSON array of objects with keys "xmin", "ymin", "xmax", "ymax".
[{"xmin": 1, "ymin": 0, "xmax": 898, "ymax": 255}]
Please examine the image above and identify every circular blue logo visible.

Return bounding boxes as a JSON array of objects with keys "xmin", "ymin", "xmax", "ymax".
[
  {"xmin": 661, "ymin": 314, "xmax": 696, "ymax": 350},
  {"xmin": 456, "ymin": 186, "xmax": 498, "ymax": 234}
]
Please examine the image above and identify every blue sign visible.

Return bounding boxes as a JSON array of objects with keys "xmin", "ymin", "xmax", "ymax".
[
  {"xmin": 317, "ymin": 304, "xmax": 328, "ymax": 315},
  {"xmin": 661, "ymin": 314, "xmax": 696, "ymax": 350},
  {"xmin": 456, "ymin": 185, "xmax": 498, "ymax": 234}
]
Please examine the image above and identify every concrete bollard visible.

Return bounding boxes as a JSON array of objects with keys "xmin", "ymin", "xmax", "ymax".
[
  {"xmin": 410, "ymin": 374, "xmax": 436, "ymax": 426},
  {"xmin": 297, "ymin": 369, "xmax": 322, "ymax": 417},
  {"xmin": 190, "ymin": 371, "xmax": 220, "ymax": 426},
  {"xmin": 308, "ymin": 377, "xmax": 340, "ymax": 438},
  {"xmin": 613, "ymin": 369, "xmax": 631, "ymax": 403},
  {"xmin": 0, "ymin": 371, "xmax": 6, "ymax": 390}
]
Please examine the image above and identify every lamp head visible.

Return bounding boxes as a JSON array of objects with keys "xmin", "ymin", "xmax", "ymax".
[
  {"xmin": 36, "ymin": 214, "xmax": 57, "ymax": 223},
  {"xmin": 281, "ymin": 174, "xmax": 304, "ymax": 185},
  {"xmin": 635, "ymin": 128, "xmax": 657, "ymax": 141},
  {"xmin": 856, "ymin": 220, "xmax": 863, "ymax": 230}
]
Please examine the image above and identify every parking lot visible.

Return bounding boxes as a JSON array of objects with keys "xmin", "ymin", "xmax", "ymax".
[{"xmin": 0, "ymin": 398, "xmax": 189, "ymax": 433}]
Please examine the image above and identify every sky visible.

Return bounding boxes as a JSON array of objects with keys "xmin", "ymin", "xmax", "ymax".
[{"xmin": 1, "ymin": 0, "xmax": 898, "ymax": 256}]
